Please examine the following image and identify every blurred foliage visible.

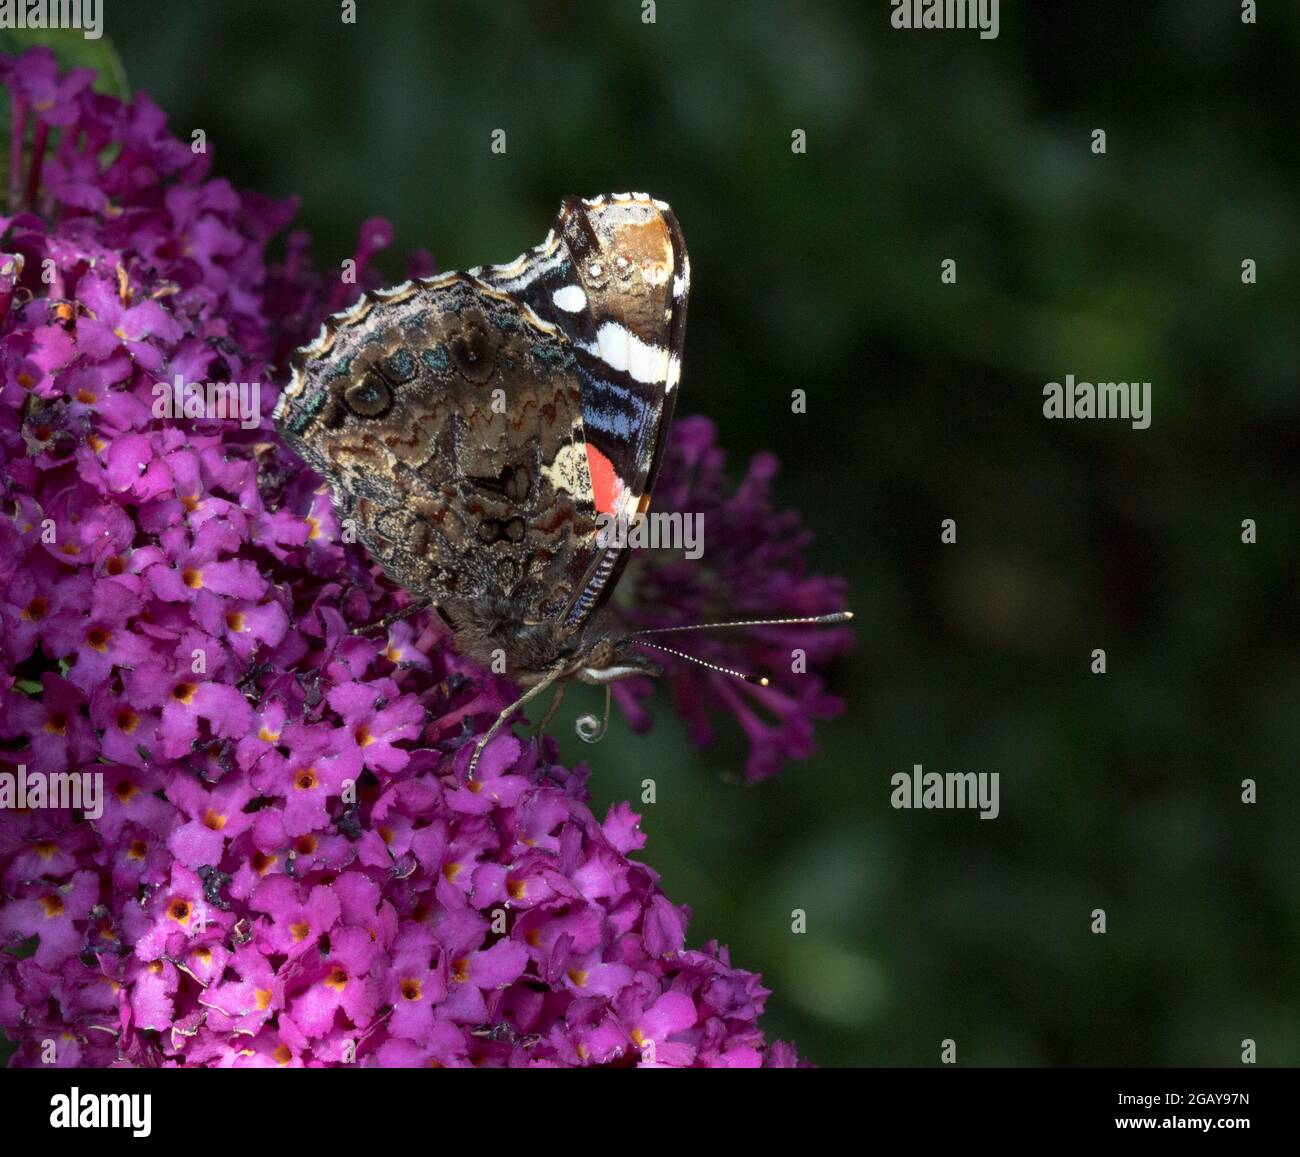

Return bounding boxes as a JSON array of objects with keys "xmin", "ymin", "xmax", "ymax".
[{"xmin": 10, "ymin": 0, "xmax": 1299, "ymax": 1066}]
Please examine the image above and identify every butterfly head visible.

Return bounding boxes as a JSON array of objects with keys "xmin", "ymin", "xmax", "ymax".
[
  {"xmin": 438, "ymin": 599, "xmax": 660, "ymax": 690},
  {"xmin": 569, "ymin": 632, "xmax": 662, "ymax": 685}
]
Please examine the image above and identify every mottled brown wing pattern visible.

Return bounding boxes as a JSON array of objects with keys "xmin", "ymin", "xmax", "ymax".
[{"xmin": 274, "ymin": 274, "xmax": 599, "ymax": 625}]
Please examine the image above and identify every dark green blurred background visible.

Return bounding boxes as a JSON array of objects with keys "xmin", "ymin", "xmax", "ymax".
[{"xmin": 39, "ymin": 0, "xmax": 1300, "ymax": 1065}]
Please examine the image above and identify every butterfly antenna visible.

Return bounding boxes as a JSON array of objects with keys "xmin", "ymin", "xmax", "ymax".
[
  {"xmin": 633, "ymin": 639, "xmax": 769, "ymax": 686},
  {"xmin": 627, "ymin": 611, "xmax": 853, "ymax": 638}
]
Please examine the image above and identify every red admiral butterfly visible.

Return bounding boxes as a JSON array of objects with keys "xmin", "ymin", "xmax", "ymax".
[{"xmin": 275, "ymin": 193, "xmax": 848, "ymax": 775}]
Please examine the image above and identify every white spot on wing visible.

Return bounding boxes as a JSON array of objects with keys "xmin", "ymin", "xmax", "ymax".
[
  {"xmin": 552, "ymin": 284, "xmax": 587, "ymax": 312},
  {"xmin": 580, "ymin": 322, "xmax": 668, "ymax": 385}
]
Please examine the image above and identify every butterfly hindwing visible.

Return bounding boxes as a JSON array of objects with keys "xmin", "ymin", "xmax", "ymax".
[{"xmin": 275, "ymin": 275, "xmax": 599, "ymax": 624}]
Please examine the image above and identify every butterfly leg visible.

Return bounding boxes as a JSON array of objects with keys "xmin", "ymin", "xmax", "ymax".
[
  {"xmin": 352, "ymin": 599, "xmax": 431, "ymax": 637},
  {"xmin": 468, "ymin": 664, "xmax": 568, "ymax": 780},
  {"xmin": 531, "ymin": 681, "xmax": 567, "ymax": 737}
]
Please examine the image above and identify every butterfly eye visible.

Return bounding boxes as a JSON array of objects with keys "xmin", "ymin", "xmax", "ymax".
[{"xmin": 344, "ymin": 373, "xmax": 392, "ymax": 418}]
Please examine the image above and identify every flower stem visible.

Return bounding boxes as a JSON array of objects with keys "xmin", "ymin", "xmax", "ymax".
[
  {"xmin": 8, "ymin": 96, "xmax": 27, "ymax": 212},
  {"xmin": 24, "ymin": 119, "xmax": 49, "ymax": 210}
]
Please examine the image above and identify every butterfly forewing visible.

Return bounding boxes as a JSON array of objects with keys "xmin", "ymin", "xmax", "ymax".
[{"xmin": 474, "ymin": 193, "xmax": 690, "ymax": 626}]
